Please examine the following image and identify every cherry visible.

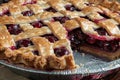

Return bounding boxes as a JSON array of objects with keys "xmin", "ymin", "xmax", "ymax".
[
  {"xmin": 65, "ymin": 5, "xmax": 80, "ymax": 11},
  {"xmin": 16, "ymin": 39, "xmax": 33, "ymax": 49},
  {"xmin": 68, "ymin": 28, "xmax": 86, "ymax": 44},
  {"xmin": 22, "ymin": 10, "xmax": 34, "ymax": 16},
  {"xmin": 31, "ymin": 21, "xmax": 46, "ymax": 28},
  {"xmin": 54, "ymin": 47, "xmax": 69, "ymax": 57},
  {"xmin": 99, "ymin": 13, "xmax": 110, "ymax": 19},
  {"xmin": 86, "ymin": 37, "xmax": 96, "ymax": 44},
  {"xmin": 6, "ymin": 24, "xmax": 23, "ymax": 35},
  {"xmin": 10, "ymin": 46, "xmax": 16, "ymax": 50},
  {"xmin": 33, "ymin": 51, "xmax": 39, "ymax": 55},
  {"xmin": 0, "ymin": 10, "xmax": 11, "ymax": 16},
  {"xmin": 95, "ymin": 28, "xmax": 109, "ymax": 36},
  {"xmin": 45, "ymin": 7, "xmax": 57, "ymax": 13},
  {"xmin": 96, "ymin": 40, "xmax": 119, "ymax": 52},
  {"xmin": 53, "ymin": 16, "xmax": 70, "ymax": 23},
  {"xmin": 42, "ymin": 34, "xmax": 58, "ymax": 43}
]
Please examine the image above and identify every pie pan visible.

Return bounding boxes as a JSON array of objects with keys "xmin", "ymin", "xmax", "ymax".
[
  {"xmin": 0, "ymin": 52, "xmax": 120, "ymax": 80},
  {"xmin": 0, "ymin": 0, "xmax": 120, "ymax": 80}
]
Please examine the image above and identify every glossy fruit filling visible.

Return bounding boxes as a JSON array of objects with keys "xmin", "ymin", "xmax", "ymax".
[
  {"xmin": 99, "ymin": 13, "xmax": 110, "ymax": 19},
  {"xmin": 53, "ymin": 16, "xmax": 70, "ymax": 23},
  {"xmin": 22, "ymin": 10, "xmax": 34, "ymax": 16},
  {"xmin": 33, "ymin": 50, "xmax": 39, "ymax": 55},
  {"xmin": 16, "ymin": 39, "xmax": 33, "ymax": 49},
  {"xmin": 54, "ymin": 47, "xmax": 69, "ymax": 57},
  {"xmin": 30, "ymin": 21, "xmax": 46, "ymax": 28},
  {"xmin": 0, "ymin": 10, "xmax": 11, "ymax": 16},
  {"xmin": 42, "ymin": 34, "xmax": 58, "ymax": 43},
  {"xmin": 6, "ymin": 24, "xmax": 23, "ymax": 35},
  {"xmin": 65, "ymin": 5, "xmax": 81, "ymax": 11},
  {"xmin": 68, "ymin": 28, "xmax": 120, "ymax": 52},
  {"xmin": 95, "ymin": 28, "xmax": 109, "ymax": 36},
  {"xmin": 45, "ymin": 7, "xmax": 57, "ymax": 13}
]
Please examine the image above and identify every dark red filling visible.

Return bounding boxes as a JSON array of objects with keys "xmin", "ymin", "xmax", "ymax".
[
  {"xmin": 45, "ymin": 7, "xmax": 57, "ymax": 13},
  {"xmin": 16, "ymin": 39, "xmax": 33, "ymax": 49},
  {"xmin": 54, "ymin": 47, "xmax": 69, "ymax": 57},
  {"xmin": 118, "ymin": 25, "xmax": 120, "ymax": 29},
  {"xmin": 32, "ymin": 50, "xmax": 39, "ymax": 55},
  {"xmin": 65, "ymin": 5, "xmax": 81, "ymax": 11},
  {"xmin": 30, "ymin": 0, "xmax": 37, "ymax": 4},
  {"xmin": 42, "ymin": 34, "xmax": 58, "ymax": 43},
  {"xmin": 95, "ymin": 28, "xmax": 109, "ymax": 36},
  {"xmin": 0, "ymin": 10, "xmax": 11, "ymax": 16},
  {"xmin": 6, "ymin": 24, "xmax": 23, "ymax": 35},
  {"xmin": 68, "ymin": 28, "xmax": 120, "ymax": 52},
  {"xmin": 10, "ymin": 46, "xmax": 17, "ymax": 50},
  {"xmin": 22, "ymin": 10, "xmax": 34, "ymax": 16},
  {"xmin": 30, "ymin": 21, "xmax": 46, "ymax": 28},
  {"xmin": 99, "ymin": 13, "xmax": 110, "ymax": 19},
  {"xmin": 53, "ymin": 16, "xmax": 70, "ymax": 23},
  {"xmin": 68, "ymin": 28, "xmax": 86, "ymax": 50}
]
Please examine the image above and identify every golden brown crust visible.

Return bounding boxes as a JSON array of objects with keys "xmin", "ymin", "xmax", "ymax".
[
  {"xmin": 80, "ymin": 44, "xmax": 120, "ymax": 60},
  {"xmin": 15, "ymin": 27, "xmax": 52, "ymax": 41},
  {"xmin": 0, "ymin": 25, "xmax": 15, "ymax": 50},
  {"xmin": 69, "ymin": 0, "xmax": 88, "ymax": 9},
  {"xmin": 0, "ymin": 0, "xmax": 120, "ymax": 71},
  {"xmin": 4, "ymin": 47, "xmax": 47, "ymax": 69},
  {"xmin": 75, "ymin": 17, "xmax": 99, "ymax": 35},
  {"xmin": 47, "ymin": 54, "xmax": 76, "ymax": 69},
  {"xmin": 60, "ymin": 10, "xmax": 85, "ymax": 18},
  {"xmin": 47, "ymin": 21, "xmax": 67, "ymax": 39},
  {"xmin": 4, "ymin": 39, "xmax": 76, "ymax": 70},
  {"xmin": 98, "ymin": 19, "xmax": 120, "ymax": 37},
  {"xmin": 32, "ymin": 37, "xmax": 54, "ymax": 56},
  {"xmin": 64, "ymin": 19, "xmax": 79, "ymax": 30}
]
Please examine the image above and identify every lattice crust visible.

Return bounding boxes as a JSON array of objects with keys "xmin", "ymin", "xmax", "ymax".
[
  {"xmin": 5, "ymin": 38, "xmax": 75, "ymax": 69},
  {"xmin": 0, "ymin": 0, "xmax": 120, "ymax": 70},
  {"xmin": 0, "ymin": 25, "xmax": 15, "ymax": 50}
]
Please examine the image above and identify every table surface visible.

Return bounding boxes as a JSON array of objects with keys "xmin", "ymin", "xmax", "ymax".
[{"xmin": 0, "ymin": 66, "xmax": 29, "ymax": 80}]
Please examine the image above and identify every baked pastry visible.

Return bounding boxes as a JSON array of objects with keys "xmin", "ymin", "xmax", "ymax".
[{"xmin": 0, "ymin": 0, "xmax": 119, "ymax": 70}]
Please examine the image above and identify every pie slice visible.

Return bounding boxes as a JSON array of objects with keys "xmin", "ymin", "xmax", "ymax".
[{"xmin": 0, "ymin": 0, "xmax": 119, "ymax": 70}]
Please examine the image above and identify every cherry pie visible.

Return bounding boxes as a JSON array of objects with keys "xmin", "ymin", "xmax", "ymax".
[{"xmin": 0, "ymin": 0, "xmax": 120, "ymax": 70}]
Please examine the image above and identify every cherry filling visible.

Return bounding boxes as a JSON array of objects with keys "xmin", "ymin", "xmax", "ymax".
[
  {"xmin": 68, "ymin": 28, "xmax": 87, "ymax": 50},
  {"xmin": 54, "ymin": 47, "xmax": 69, "ymax": 57},
  {"xmin": 33, "ymin": 50, "xmax": 39, "ymax": 55},
  {"xmin": 42, "ymin": 34, "xmax": 58, "ymax": 43},
  {"xmin": 16, "ymin": 39, "xmax": 33, "ymax": 49},
  {"xmin": 96, "ymin": 40, "xmax": 119, "ymax": 52},
  {"xmin": 6, "ymin": 24, "xmax": 23, "ymax": 35},
  {"xmin": 10, "ymin": 46, "xmax": 17, "ymax": 50},
  {"xmin": 95, "ymin": 28, "xmax": 109, "ymax": 36},
  {"xmin": 99, "ymin": 13, "xmax": 110, "ymax": 19},
  {"xmin": 81, "ymin": 16, "xmax": 92, "ymax": 21},
  {"xmin": 22, "ymin": 10, "xmax": 34, "ymax": 16},
  {"xmin": 30, "ymin": 21, "xmax": 46, "ymax": 28},
  {"xmin": 53, "ymin": 16, "xmax": 70, "ymax": 23},
  {"xmin": 68, "ymin": 28, "xmax": 120, "ymax": 52},
  {"xmin": 45, "ymin": 7, "xmax": 57, "ymax": 13},
  {"xmin": 30, "ymin": 0, "xmax": 37, "ymax": 4},
  {"xmin": 118, "ymin": 25, "xmax": 120, "ymax": 29},
  {"xmin": 0, "ymin": 10, "xmax": 11, "ymax": 16},
  {"xmin": 65, "ymin": 5, "xmax": 81, "ymax": 11}
]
